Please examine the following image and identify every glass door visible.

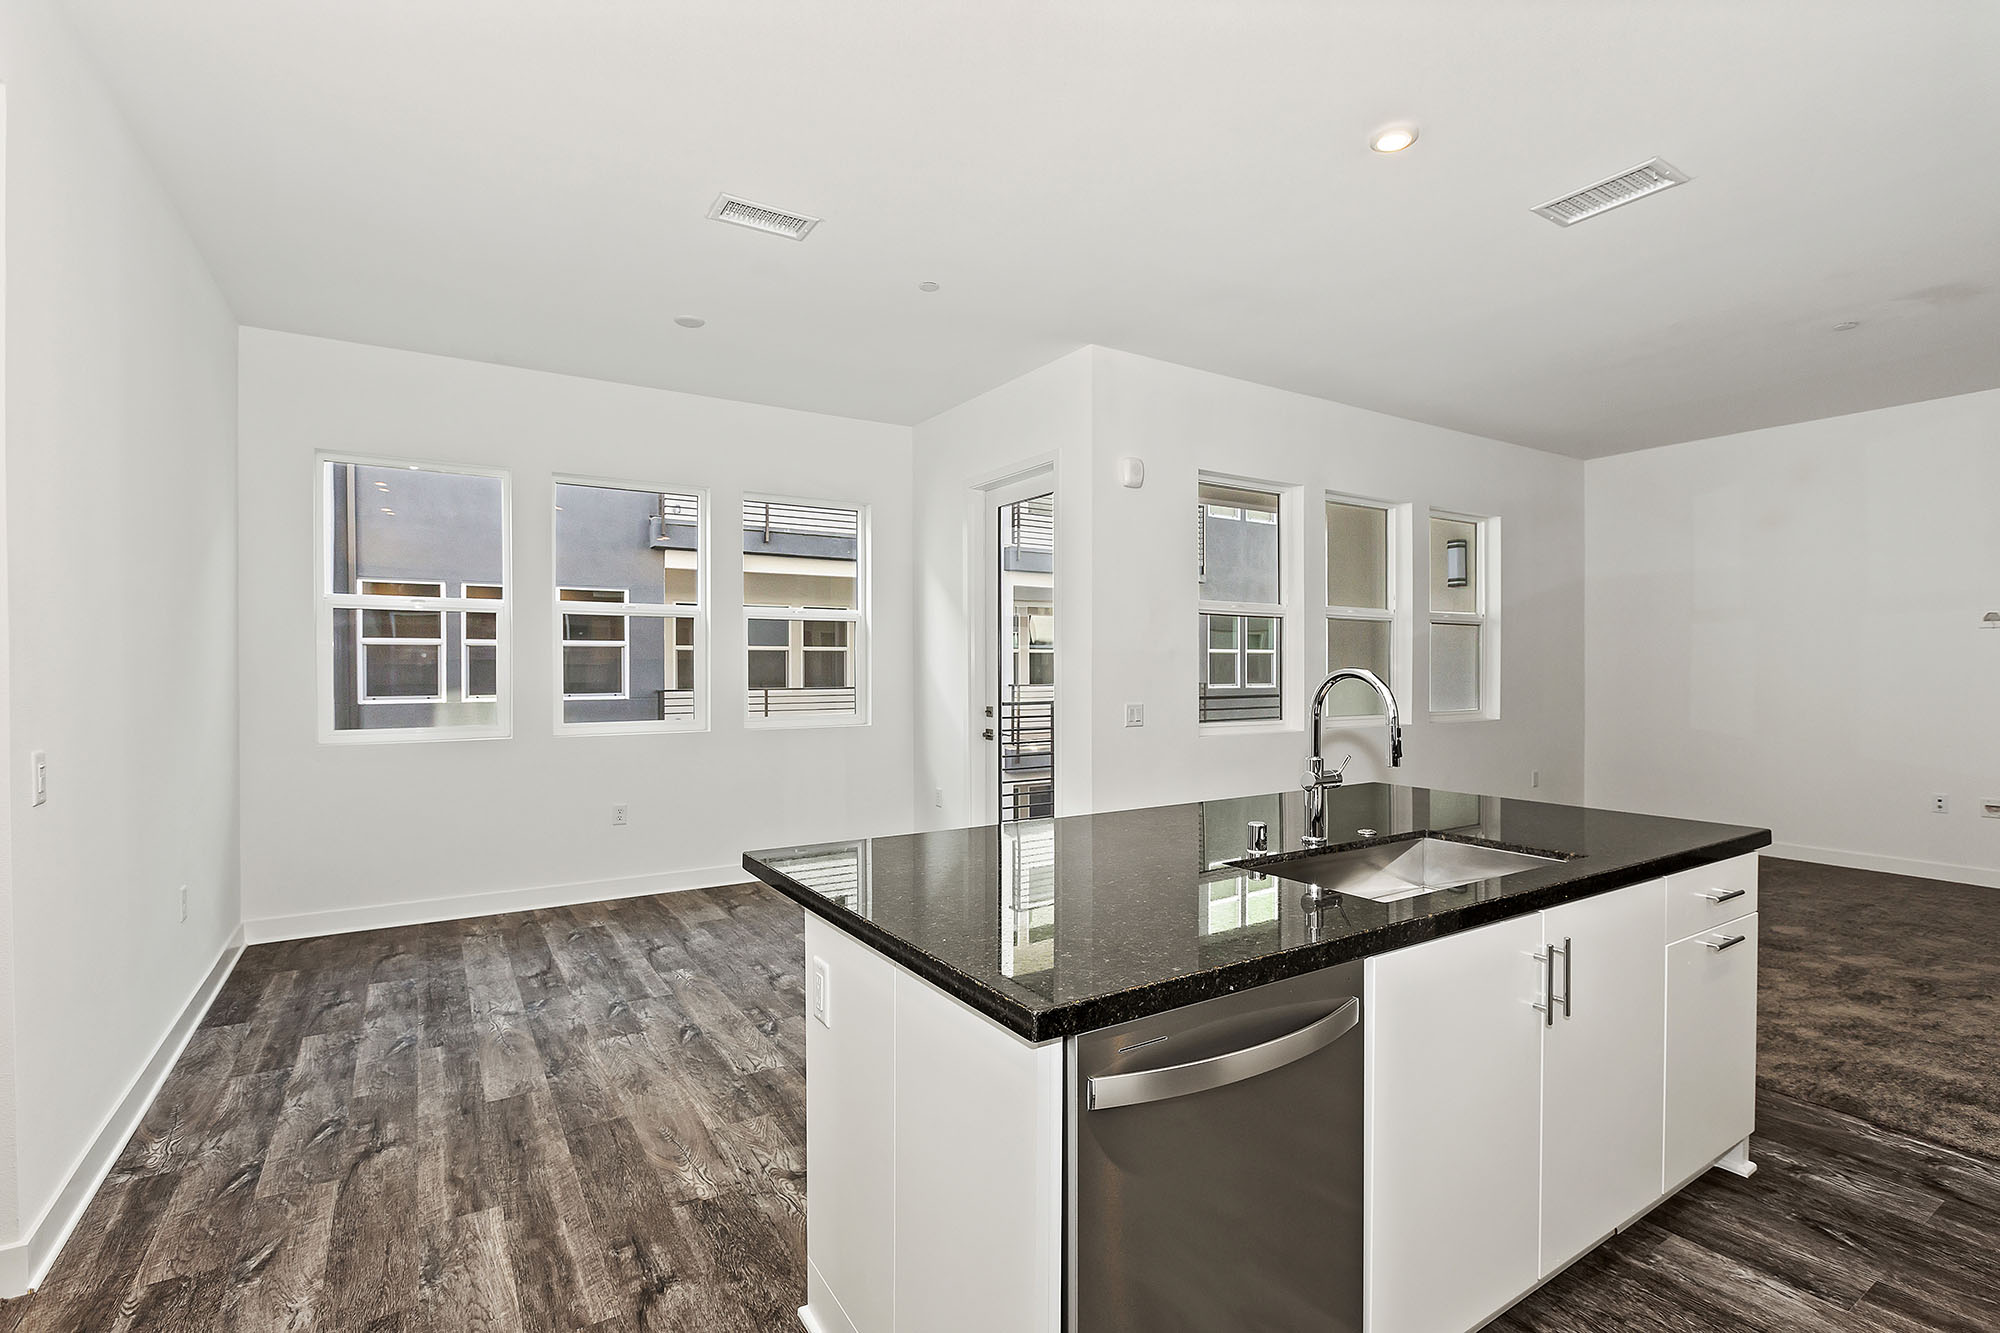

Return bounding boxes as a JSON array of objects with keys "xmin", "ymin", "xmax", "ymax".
[{"xmin": 992, "ymin": 488, "xmax": 1055, "ymax": 822}]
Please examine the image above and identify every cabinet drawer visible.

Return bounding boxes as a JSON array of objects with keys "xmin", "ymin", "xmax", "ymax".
[
  {"xmin": 1664, "ymin": 854, "xmax": 1759, "ymax": 944},
  {"xmin": 1664, "ymin": 913, "xmax": 1757, "ymax": 1189}
]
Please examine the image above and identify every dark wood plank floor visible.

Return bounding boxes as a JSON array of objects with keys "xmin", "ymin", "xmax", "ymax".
[{"xmin": 2, "ymin": 875, "xmax": 1997, "ymax": 1332}]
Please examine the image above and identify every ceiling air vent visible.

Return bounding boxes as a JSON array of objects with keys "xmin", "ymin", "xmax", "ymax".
[
  {"xmin": 1532, "ymin": 158, "xmax": 1690, "ymax": 227},
  {"xmin": 707, "ymin": 193, "xmax": 821, "ymax": 241}
]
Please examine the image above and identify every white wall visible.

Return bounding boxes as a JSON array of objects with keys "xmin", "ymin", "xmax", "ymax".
[
  {"xmin": 238, "ymin": 330, "xmax": 917, "ymax": 937},
  {"xmin": 912, "ymin": 350, "xmax": 1094, "ymax": 828},
  {"xmin": 1586, "ymin": 387, "xmax": 2000, "ymax": 886},
  {"xmin": 0, "ymin": 0, "xmax": 240, "ymax": 1282},
  {"xmin": 1087, "ymin": 349, "xmax": 1587, "ymax": 811},
  {"xmin": 912, "ymin": 346, "xmax": 1588, "ymax": 826}
]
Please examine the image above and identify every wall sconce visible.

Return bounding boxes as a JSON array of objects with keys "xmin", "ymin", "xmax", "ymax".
[{"xmin": 1445, "ymin": 539, "xmax": 1470, "ymax": 588}]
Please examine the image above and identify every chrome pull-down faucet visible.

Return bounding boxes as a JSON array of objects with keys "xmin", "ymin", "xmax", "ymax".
[{"xmin": 1301, "ymin": 668, "xmax": 1403, "ymax": 847}]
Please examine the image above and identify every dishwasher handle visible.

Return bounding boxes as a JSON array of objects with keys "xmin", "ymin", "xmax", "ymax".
[{"xmin": 1087, "ymin": 997, "xmax": 1360, "ymax": 1111}]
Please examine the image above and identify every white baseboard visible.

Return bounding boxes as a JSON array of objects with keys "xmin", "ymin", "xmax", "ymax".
[
  {"xmin": 803, "ymin": 1260, "xmax": 863, "ymax": 1333},
  {"xmin": 242, "ymin": 863, "xmax": 752, "ymax": 944},
  {"xmin": 1765, "ymin": 842, "xmax": 2000, "ymax": 890},
  {"xmin": 0, "ymin": 925, "xmax": 246, "ymax": 1298}
]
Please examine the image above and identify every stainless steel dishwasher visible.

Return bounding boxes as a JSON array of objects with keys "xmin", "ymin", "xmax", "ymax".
[{"xmin": 1069, "ymin": 960, "xmax": 1364, "ymax": 1332}]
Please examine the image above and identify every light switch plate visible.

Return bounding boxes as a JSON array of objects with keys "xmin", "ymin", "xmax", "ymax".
[
  {"xmin": 1124, "ymin": 702, "xmax": 1145, "ymax": 728},
  {"xmin": 810, "ymin": 956, "xmax": 832, "ymax": 1028}
]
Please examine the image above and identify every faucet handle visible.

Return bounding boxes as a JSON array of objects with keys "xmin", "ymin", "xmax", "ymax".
[{"xmin": 1334, "ymin": 753, "xmax": 1353, "ymax": 779}]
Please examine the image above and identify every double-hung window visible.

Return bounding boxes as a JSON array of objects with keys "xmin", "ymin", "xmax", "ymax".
[
  {"xmin": 319, "ymin": 458, "xmax": 510, "ymax": 741},
  {"xmin": 1429, "ymin": 511, "xmax": 1494, "ymax": 717},
  {"xmin": 1197, "ymin": 480, "xmax": 1284, "ymax": 724},
  {"xmin": 554, "ymin": 482, "xmax": 704, "ymax": 731},
  {"xmin": 1324, "ymin": 497, "xmax": 1398, "ymax": 718},
  {"xmin": 743, "ymin": 497, "xmax": 866, "ymax": 722}
]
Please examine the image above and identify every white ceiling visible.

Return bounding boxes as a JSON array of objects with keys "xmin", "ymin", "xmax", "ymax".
[{"xmin": 57, "ymin": 0, "xmax": 2000, "ymax": 457}]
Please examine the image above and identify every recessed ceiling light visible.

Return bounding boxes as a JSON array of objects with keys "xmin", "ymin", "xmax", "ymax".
[
  {"xmin": 918, "ymin": 281, "xmax": 941, "ymax": 293},
  {"xmin": 1833, "ymin": 320, "xmax": 1860, "ymax": 332},
  {"xmin": 1371, "ymin": 124, "xmax": 1419, "ymax": 153},
  {"xmin": 675, "ymin": 316, "xmax": 706, "ymax": 329}
]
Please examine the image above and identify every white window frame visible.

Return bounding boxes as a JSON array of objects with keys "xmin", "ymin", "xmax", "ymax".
[
  {"xmin": 1428, "ymin": 508, "xmax": 1499, "ymax": 721},
  {"xmin": 559, "ymin": 587, "xmax": 631, "ymax": 701},
  {"xmin": 551, "ymin": 478, "xmax": 709, "ymax": 735},
  {"xmin": 1322, "ymin": 493, "xmax": 1404, "ymax": 724},
  {"xmin": 316, "ymin": 454, "xmax": 512, "ymax": 745},
  {"xmin": 742, "ymin": 493, "xmax": 870, "ymax": 729},
  {"xmin": 461, "ymin": 583, "xmax": 501, "ymax": 703},
  {"xmin": 1197, "ymin": 476, "xmax": 1290, "ymax": 728}
]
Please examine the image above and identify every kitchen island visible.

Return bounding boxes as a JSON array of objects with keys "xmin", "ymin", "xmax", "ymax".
[{"xmin": 745, "ymin": 784, "xmax": 1771, "ymax": 1333}]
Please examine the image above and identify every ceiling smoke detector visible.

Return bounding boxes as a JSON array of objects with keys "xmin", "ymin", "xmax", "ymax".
[
  {"xmin": 1532, "ymin": 158, "xmax": 1690, "ymax": 227},
  {"xmin": 707, "ymin": 193, "xmax": 821, "ymax": 241}
]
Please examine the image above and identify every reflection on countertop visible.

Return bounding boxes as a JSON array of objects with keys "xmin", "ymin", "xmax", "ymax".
[{"xmin": 744, "ymin": 783, "xmax": 1770, "ymax": 1041}]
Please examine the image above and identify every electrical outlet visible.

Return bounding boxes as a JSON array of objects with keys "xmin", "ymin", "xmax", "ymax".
[
  {"xmin": 1932, "ymin": 794, "xmax": 1950, "ymax": 815},
  {"xmin": 1124, "ymin": 702, "xmax": 1145, "ymax": 728},
  {"xmin": 179, "ymin": 885, "xmax": 188, "ymax": 923},
  {"xmin": 934, "ymin": 787, "xmax": 945, "ymax": 809},
  {"xmin": 810, "ymin": 956, "xmax": 832, "ymax": 1028},
  {"xmin": 612, "ymin": 804, "xmax": 629, "ymax": 827},
  {"xmin": 1531, "ymin": 770, "xmax": 1541, "ymax": 789},
  {"xmin": 30, "ymin": 751, "xmax": 47, "ymax": 807}
]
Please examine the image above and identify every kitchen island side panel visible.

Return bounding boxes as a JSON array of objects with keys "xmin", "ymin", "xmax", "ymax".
[{"xmin": 803, "ymin": 915, "xmax": 1063, "ymax": 1333}]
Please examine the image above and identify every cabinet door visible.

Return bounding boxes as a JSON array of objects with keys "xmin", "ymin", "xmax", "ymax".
[
  {"xmin": 1665, "ymin": 913, "xmax": 1758, "ymax": 1188},
  {"xmin": 1539, "ymin": 881, "xmax": 1666, "ymax": 1275},
  {"xmin": 1366, "ymin": 916, "xmax": 1543, "ymax": 1333}
]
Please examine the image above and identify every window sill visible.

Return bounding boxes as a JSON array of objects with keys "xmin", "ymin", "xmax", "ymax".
[
  {"xmin": 1427, "ymin": 711, "xmax": 1501, "ymax": 725},
  {"xmin": 557, "ymin": 720, "xmax": 707, "ymax": 737},
  {"xmin": 743, "ymin": 713, "xmax": 871, "ymax": 731},
  {"xmin": 320, "ymin": 725, "xmax": 512, "ymax": 746},
  {"xmin": 1198, "ymin": 719, "xmax": 1301, "ymax": 737}
]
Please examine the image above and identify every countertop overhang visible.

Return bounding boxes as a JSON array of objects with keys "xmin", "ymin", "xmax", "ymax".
[{"xmin": 744, "ymin": 783, "xmax": 1772, "ymax": 1042}]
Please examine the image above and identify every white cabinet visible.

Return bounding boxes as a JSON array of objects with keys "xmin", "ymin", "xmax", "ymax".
[
  {"xmin": 1366, "ymin": 915, "xmax": 1544, "ymax": 1333},
  {"xmin": 1538, "ymin": 881, "xmax": 1665, "ymax": 1274},
  {"xmin": 1366, "ymin": 877, "xmax": 1673, "ymax": 1333},
  {"xmin": 1664, "ymin": 854, "xmax": 1759, "ymax": 943},
  {"xmin": 1665, "ymin": 911, "xmax": 1759, "ymax": 1189}
]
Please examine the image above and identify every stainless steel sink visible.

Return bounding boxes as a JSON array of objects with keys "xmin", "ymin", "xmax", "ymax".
[{"xmin": 1248, "ymin": 837, "xmax": 1563, "ymax": 904}]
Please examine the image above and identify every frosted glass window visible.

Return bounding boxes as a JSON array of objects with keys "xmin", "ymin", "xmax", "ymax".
[
  {"xmin": 1429, "ymin": 516, "xmax": 1479, "ymax": 615},
  {"xmin": 1324, "ymin": 618, "xmax": 1392, "ymax": 718},
  {"xmin": 1327, "ymin": 502, "xmax": 1389, "ymax": 611},
  {"xmin": 1430, "ymin": 622, "xmax": 1482, "ymax": 714}
]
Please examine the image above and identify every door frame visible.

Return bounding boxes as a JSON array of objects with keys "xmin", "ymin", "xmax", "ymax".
[{"xmin": 972, "ymin": 464, "xmax": 1057, "ymax": 824}]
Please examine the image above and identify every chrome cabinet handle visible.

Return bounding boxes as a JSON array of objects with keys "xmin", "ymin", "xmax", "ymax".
[
  {"xmin": 1560, "ymin": 936, "xmax": 1573, "ymax": 1019},
  {"xmin": 1087, "ymin": 998, "xmax": 1360, "ymax": 1111},
  {"xmin": 1533, "ymin": 946, "xmax": 1556, "ymax": 1026},
  {"xmin": 1704, "ymin": 933, "xmax": 1748, "ymax": 952},
  {"xmin": 1701, "ymin": 888, "xmax": 1747, "ymax": 905}
]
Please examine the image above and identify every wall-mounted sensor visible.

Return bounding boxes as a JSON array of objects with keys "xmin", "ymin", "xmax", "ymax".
[
  {"xmin": 1983, "ymin": 611, "xmax": 2000, "ymax": 628},
  {"xmin": 1117, "ymin": 457, "xmax": 1145, "ymax": 489}
]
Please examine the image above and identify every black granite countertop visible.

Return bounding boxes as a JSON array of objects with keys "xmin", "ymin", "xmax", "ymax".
[{"xmin": 743, "ymin": 784, "xmax": 1771, "ymax": 1042}]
